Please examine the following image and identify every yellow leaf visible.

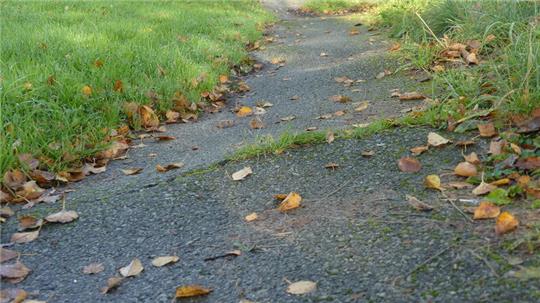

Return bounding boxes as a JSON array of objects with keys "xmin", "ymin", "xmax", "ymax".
[
  {"xmin": 139, "ymin": 105, "xmax": 160, "ymax": 129},
  {"xmin": 175, "ymin": 285, "xmax": 212, "ymax": 298},
  {"xmin": 454, "ymin": 162, "xmax": 477, "ymax": 177},
  {"xmin": 219, "ymin": 75, "xmax": 229, "ymax": 83},
  {"xmin": 82, "ymin": 85, "xmax": 92, "ymax": 96},
  {"xmin": 245, "ymin": 212, "xmax": 258, "ymax": 222},
  {"xmin": 278, "ymin": 192, "xmax": 302, "ymax": 212},
  {"xmin": 473, "ymin": 201, "xmax": 500, "ymax": 220},
  {"xmin": 424, "ymin": 175, "xmax": 443, "ymax": 191},
  {"xmin": 495, "ymin": 211, "xmax": 519, "ymax": 235},
  {"xmin": 236, "ymin": 106, "xmax": 253, "ymax": 117}
]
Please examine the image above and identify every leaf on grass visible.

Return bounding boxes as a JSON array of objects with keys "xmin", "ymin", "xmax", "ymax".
[
  {"xmin": 490, "ymin": 178, "xmax": 510, "ymax": 186},
  {"xmin": 11, "ymin": 230, "xmax": 39, "ymax": 244},
  {"xmin": 399, "ymin": 92, "xmax": 425, "ymax": 101},
  {"xmin": 113, "ymin": 80, "xmax": 123, "ymax": 92},
  {"xmin": 473, "ymin": 201, "xmax": 500, "ymax": 219},
  {"xmin": 82, "ymin": 85, "xmax": 92, "ymax": 96},
  {"xmin": 495, "ymin": 211, "xmax": 519, "ymax": 235},
  {"xmin": 101, "ymin": 277, "xmax": 124, "ymax": 294},
  {"xmin": 139, "ymin": 105, "xmax": 160, "ymax": 129},
  {"xmin": 152, "ymin": 256, "xmax": 179, "ymax": 267},
  {"xmin": 156, "ymin": 163, "xmax": 184, "ymax": 173},
  {"xmin": 45, "ymin": 210, "xmax": 79, "ymax": 223},
  {"xmin": 119, "ymin": 258, "xmax": 143, "ymax": 277},
  {"xmin": 232, "ymin": 167, "xmax": 252, "ymax": 181},
  {"xmin": 424, "ymin": 175, "xmax": 443, "ymax": 191},
  {"xmin": 354, "ymin": 101, "xmax": 369, "ymax": 112},
  {"xmin": 447, "ymin": 181, "xmax": 473, "ymax": 189},
  {"xmin": 121, "ymin": 168, "xmax": 143, "ymax": 176},
  {"xmin": 245, "ymin": 212, "xmax": 258, "ymax": 222},
  {"xmin": 175, "ymin": 285, "xmax": 212, "ymax": 298},
  {"xmin": 515, "ymin": 157, "xmax": 540, "ymax": 170},
  {"xmin": 398, "ymin": 157, "xmax": 422, "ymax": 173},
  {"xmin": 249, "ymin": 118, "xmax": 265, "ymax": 129},
  {"xmin": 165, "ymin": 110, "xmax": 180, "ymax": 123},
  {"xmin": 83, "ymin": 263, "xmax": 105, "ymax": 274},
  {"xmin": 18, "ymin": 215, "xmax": 43, "ymax": 231},
  {"xmin": 326, "ymin": 131, "xmax": 335, "ymax": 144},
  {"xmin": 454, "ymin": 162, "xmax": 477, "ymax": 177},
  {"xmin": 410, "ymin": 146, "xmax": 428, "ymax": 156},
  {"xmin": 0, "ymin": 261, "xmax": 30, "ymax": 281},
  {"xmin": 287, "ymin": 280, "xmax": 317, "ymax": 295},
  {"xmin": 406, "ymin": 195, "xmax": 433, "ymax": 211},
  {"xmin": 464, "ymin": 152, "xmax": 480, "ymax": 165},
  {"xmin": 0, "ymin": 248, "xmax": 18, "ymax": 263},
  {"xmin": 472, "ymin": 181, "xmax": 496, "ymax": 196},
  {"xmin": 485, "ymin": 188, "xmax": 511, "ymax": 205},
  {"xmin": 236, "ymin": 106, "xmax": 253, "ymax": 117},
  {"xmin": 478, "ymin": 123, "xmax": 496, "ymax": 137},
  {"xmin": 278, "ymin": 192, "xmax": 302, "ymax": 212},
  {"xmin": 3, "ymin": 169, "xmax": 27, "ymax": 189},
  {"xmin": 427, "ymin": 132, "xmax": 450, "ymax": 147},
  {"xmin": 511, "ymin": 266, "xmax": 540, "ymax": 280}
]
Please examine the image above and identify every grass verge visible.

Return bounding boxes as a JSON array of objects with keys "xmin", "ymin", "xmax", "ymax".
[
  {"xmin": 0, "ymin": 0, "xmax": 273, "ymax": 177},
  {"xmin": 301, "ymin": 0, "xmax": 376, "ymax": 15}
]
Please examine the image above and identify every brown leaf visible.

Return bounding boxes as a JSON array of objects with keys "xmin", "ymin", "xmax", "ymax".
[
  {"xmin": 280, "ymin": 115, "xmax": 296, "ymax": 122},
  {"xmin": 0, "ymin": 262, "xmax": 30, "ymax": 281},
  {"xmin": 231, "ymin": 167, "xmax": 252, "ymax": 181},
  {"xmin": 349, "ymin": 28, "xmax": 360, "ymax": 36},
  {"xmin": 119, "ymin": 258, "xmax": 143, "ymax": 277},
  {"xmin": 305, "ymin": 126, "xmax": 317, "ymax": 131},
  {"xmin": 361, "ymin": 150, "xmax": 375, "ymax": 157},
  {"xmin": 0, "ymin": 248, "xmax": 18, "ymax": 263},
  {"xmin": 216, "ymin": 120, "xmax": 235, "ymax": 128},
  {"xmin": 11, "ymin": 230, "xmax": 39, "ymax": 244},
  {"xmin": 0, "ymin": 288, "xmax": 28, "ymax": 302},
  {"xmin": 324, "ymin": 162, "xmax": 339, "ymax": 169},
  {"xmin": 287, "ymin": 280, "xmax": 317, "ymax": 295},
  {"xmin": 464, "ymin": 152, "xmax": 480, "ymax": 164},
  {"xmin": 245, "ymin": 212, "xmax": 258, "ymax": 222},
  {"xmin": 151, "ymin": 256, "xmax": 179, "ymax": 267},
  {"xmin": 113, "ymin": 80, "xmax": 123, "ymax": 92},
  {"xmin": 317, "ymin": 114, "xmax": 333, "ymax": 120},
  {"xmin": 454, "ymin": 162, "xmax": 477, "ymax": 177},
  {"xmin": 139, "ymin": 105, "xmax": 160, "ymax": 129},
  {"xmin": 155, "ymin": 135, "xmax": 175, "ymax": 141},
  {"xmin": 406, "ymin": 195, "xmax": 433, "ymax": 211},
  {"xmin": 472, "ymin": 181, "xmax": 497, "ymax": 196},
  {"xmin": 354, "ymin": 101, "xmax": 369, "ymax": 112},
  {"xmin": 399, "ymin": 92, "xmax": 425, "ymax": 101},
  {"xmin": 330, "ymin": 95, "xmax": 351, "ymax": 103},
  {"xmin": 455, "ymin": 140, "xmax": 476, "ymax": 147},
  {"xmin": 478, "ymin": 123, "xmax": 496, "ymax": 137},
  {"xmin": 249, "ymin": 117, "xmax": 265, "ymax": 129},
  {"xmin": 121, "ymin": 168, "xmax": 143, "ymax": 176},
  {"xmin": 425, "ymin": 175, "xmax": 443, "ymax": 191},
  {"xmin": 45, "ymin": 210, "xmax": 79, "ymax": 223},
  {"xmin": 326, "ymin": 131, "xmax": 335, "ymax": 144},
  {"xmin": 495, "ymin": 211, "xmax": 519, "ymax": 235},
  {"xmin": 165, "ymin": 110, "xmax": 180, "ymax": 123},
  {"xmin": 82, "ymin": 85, "xmax": 92, "ymax": 96},
  {"xmin": 18, "ymin": 215, "xmax": 43, "ymax": 231},
  {"xmin": 83, "ymin": 263, "xmax": 105, "ymax": 274},
  {"xmin": 175, "ymin": 285, "xmax": 212, "ymax": 298},
  {"xmin": 410, "ymin": 145, "xmax": 428, "ymax": 156},
  {"xmin": 447, "ymin": 181, "xmax": 473, "ymax": 189},
  {"xmin": 18, "ymin": 154, "xmax": 39, "ymax": 170},
  {"xmin": 473, "ymin": 202, "xmax": 500, "ymax": 220},
  {"xmin": 334, "ymin": 110, "xmax": 346, "ymax": 116},
  {"xmin": 488, "ymin": 139, "xmax": 506, "ymax": 155},
  {"xmin": 273, "ymin": 194, "xmax": 288, "ymax": 200},
  {"xmin": 278, "ymin": 192, "xmax": 302, "ymax": 212},
  {"xmin": 427, "ymin": 132, "xmax": 451, "ymax": 147},
  {"xmin": 398, "ymin": 157, "xmax": 422, "ymax": 173},
  {"xmin": 515, "ymin": 157, "xmax": 540, "ymax": 170},
  {"xmin": 101, "ymin": 277, "xmax": 124, "ymax": 294},
  {"xmin": 0, "ymin": 206, "xmax": 14, "ymax": 217},
  {"xmin": 94, "ymin": 59, "xmax": 104, "ymax": 68},
  {"xmin": 219, "ymin": 75, "xmax": 229, "ymax": 84},
  {"xmin": 3, "ymin": 170, "xmax": 27, "ymax": 190},
  {"xmin": 156, "ymin": 163, "xmax": 184, "ymax": 173}
]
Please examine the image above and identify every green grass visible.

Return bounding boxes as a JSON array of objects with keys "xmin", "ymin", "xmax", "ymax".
[
  {"xmin": 0, "ymin": 0, "xmax": 273, "ymax": 177},
  {"xmin": 302, "ymin": 0, "xmax": 376, "ymax": 14}
]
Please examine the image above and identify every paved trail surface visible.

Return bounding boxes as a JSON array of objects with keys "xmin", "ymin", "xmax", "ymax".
[{"xmin": 2, "ymin": 1, "xmax": 538, "ymax": 302}]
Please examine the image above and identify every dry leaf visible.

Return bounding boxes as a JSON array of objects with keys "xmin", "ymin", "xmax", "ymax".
[
  {"xmin": 45, "ymin": 210, "xmax": 79, "ymax": 223},
  {"xmin": 330, "ymin": 95, "xmax": 351, "ymax": 103},
  {"xmin": 155, "ymin": 135, "xmax": 175, "ymax": 141},
  {"xmin": 101, "ymin": 277, "xmax": 124, "ymax": 294},
  {"xmin": 398, "ymin": 157, "xmax": 422, "ymax": 173},
  {"xmin": 324, "ymin": 163, "xmax": 339, "ymax": 169},
  {"xmin": 121, "ymin": 168, "xmax": 143, "ymax": 176},
  {"xmin": 165, "ymin": 110, "xmax": 180, "ymax": 123},
  {"xmin": 18, "ymin": 215, "xmax": 43, "ymax": 231},
  {"xmin": 454, "ymin": 162, "xmax": 477, "ymax": 177},
  {"xmin": 175, "ymin": 285, "xmax": 212, "ymax": 298},
  {"xmin": 495, "ymin": 211, "xmax": 519, "ymax": 235},
  {"xmin": 490, "ymin": 178, "xmax": 510, "ymax": 186},
  {"xmin": 236, "ymin": 106, "xmax": 253, "ymax": 117},
  {"xmin": 410, "ymin": 146, "xmax": 428, "ymax": 156},
  {"xmin": 406, "ymin": 195, "xmax": 433, "ymax": 211},
  {"xmin": 290, "ymin": 95, "xmax": 300, "ymax": 100},
  {"xmin": 219, "ymin": 75, "xmax": 229, "ymax": 83},
  {"xmin": 139, "ymin": 105, "xmax": 160, "ymax": 129},
  {"xmin": 361, "ymin": 150, "xmax": 375, "ymax": 157},
  {"xmin": 472, "ymin": 181, "xmax": 497, "ymax": 196},
  {"xmin": 249, "ymin": 118, "xmax": 265, "ymax": 129},
  {"xmin": 216, "ymin": 120, "xmax": 234, "ymax": 129},
  {"xmin": 156, "ymin": 163, "xmax": 184, "ymax": 173},
  {"xmin": 425, "ymin": 175, "xmax": 443, "ymax": 191},
  {"xmin": 354, "ymin": 101, "xmax": 369, "ymax": 112},
  {"xmin": 0, "ymin": 261, "xmax": 30, "ymax": 281},
  {"xmin": 0, "ymin": 288, "xmax": 27, "ymax": 302},
  {"xmin": 447, "ymin": 181, "xmax": 473, "ymax": 189},
  {"xmin": 0, "ymin": 248, "xmax": 18, "ymax": 263},
  {"xmin": 334, "ymin": 110, "xmax": 346, "ymax": 116},
  {"xmin": 119, "ymin": 258, "xmax": 143, "ymax": 277},
  {"xmin": 232, "ymin": 167, "xmax": 252, "ymax": 181},
  {"xmin": 245, "ymin": 212, "xmax": 258, "ymax": 222},
  {"xmin": 317, "ymin": 114, "xmax": 332, "ymax": 120},
  {"xmin": 280, "ymin": 115, "xmax": 296, "ymax": 121},
  {"xmin": 151, "ymin": 256, "xmax": 179, "ymax": 267},
  {"xmin": 113, "ymin": 80, "xmax": 123, "ymax": 92},
  {"xmin": 399, "ymin": 92, "xmax": 425, "ymax": 101},
  {"xmin": 287, "ymin": 281, "xmax": 317, "ymax": 295},
  {"xmin": 82, "ymin": 85, "xmax": 92, "ymax": 96},
  {"xmin": 320, "ymin": 52, "xmax": 328, "ymax": 57},
  {"xmin": 11, "ymin": 230, "xmax": 39, "ymax": 244},
  {"xmin": 427, "ymin": 132, "xmax": 451, "ymax": 147},
  {"xmin": 473, "ymin": 202, "xmax": 500, "ymax": 220},
  {"xmin": 326, "ymin": 131, "xmax": 335, "ymax": 144},
  {"xmin": 349, "ymin": 29, "xmax": 360, "ymax": 36},
  {"xmin": 489, "ymin": 139, "xmax": 505, "ymax": 155},
  {"xmin": 3, "ymin": 169, "xmax": 27, "ymax": 189},
  {"xmin": 83, "ymin": 263, "xmax": 104, "ymax": 274},
  {"xmin": 464, "ymin": 152, "xmax": 480, "ymax": 164},
  {"xmin": 478, "ymin": 123, "xmax": 496, "ymax": 137},
  {"xmin": 278, "ymin": 192, "xmax": 302, "ymax": 212}
]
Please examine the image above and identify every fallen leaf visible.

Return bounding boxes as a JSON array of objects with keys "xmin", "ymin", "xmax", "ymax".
[
  {"xmin": 278, "ymin": 192, "xmax": 302, "ymax": 212},
  {"xmin": 113, "ymin": 80, "xmax": 123, "ymax": 92},
  {"xmin": 151, "ymin": 256, "xmax": 179, "ymax": 267},
  {"xmin": 18, "ymin": 215, "xmax": 43, "ymax": 231},
  {"xmin": 399, "ymin": 92, "xmax": 425, "ymax": 101},
  {"xmin": 388, "ymin": 42, "xmax": 401, "ymax": 51},
  {"xmin": 82, "ymin": 163, "xmax": 107, "ymax": 175},
  {"xmin": 495, "ymin": 211, "xmax": 519, "ymax": 235},
  {"xmin": 425, "ymin": 175, "xmax": 443, "ymax": 191},
  {"xmin": 204, "ymin": 250, "xmax": 241, "ymax": 261},
  {"xmin": 410, "ymin": 146, "xmax": 428, "ymax": 156},
  {"xmin": 330, "ymin": 95, "xmax": 351, "ymax": 103},
  {"xmin": 454, "ymin": 162, "xmax": 477, "ymax": 177},
  {"xmin": 0, "ymin": 261, "xmax": 30, "ymax": 281},
  {"xmin": 139, "ymin": 105, "xmax": 160, "ymax": 129},
  {"xmin": 3, "ymin": 169, "xmax": 26, "ymax": 189},
  {"xmin": 119, "ymin": 258, "xmax": 143, "ymax": 277},
  {"xmin": 472, "ymin": 181, "xmax": 497, "ymax": 196},
  {"xmin": 83, "ymin": 263, "xmax": 105, "ymax": 274},
  {"xmin": 490, "ymin": 178, "xmax": 510, "ymax": 186},
  {"xmin": 447, "ymin": 181, "xmax": 473, "ymax": 189},
  {"xmin": 45, "ymin": 210, "xmax": 79, "ymax": 223},
  {"xmin": 398, "ymin": 157, "xmax": 422, "ymax": 173},
  {"xmin": 121, "ymin": 168, "xmax": 143, "ymax": 176},
  {"xmin": 361, "ymin": 150, "xmax": 375, "ymax": 157},
  {"xmin": 464, "ymin": 152, "xmax": 480, "ymax": 164},
  {"xmin": 155, "ymin": 135, "xmax": 175, "ymax": 141},
  {"xmin": 427, "ymin": 132, "xmax": 451, "ymax": 147},
  {"xmin": 16, "ymin": 181, "xmax": 45, "ymax": 201},
  {"xmin": 317, "ymin": 114, "xmax": 332, "ymax": 120},
  {"xmin": 232, "ymin": 167, "xmax": 252, "ymax": 181},
  {"xmin": 11, "ymin": 230, "xmax": 39, "ymax": 244},
  {"xmin": 101, "ymin": 277, "xmax": 124, "ymax": 294},
  {"xmin": 489, "ymin": 139, "xmax": 506, "ymax": 155},
  {"xmin": 156, "ymin": 163, "xmax": 184, "ymax": 173},
  {"xmin": 305, "ymin": 126, "xmax": 317, "ymax": 131},
  {"xmin": 0, "ymin": 206, "xmax": 14, "ymax": 217},
  {"xmin": 249, "ymin": 117, "xmax": 265, "ymax": 129},
  {"xmin": 245, "ymin": 212, "xmax": 258, "ymax": 222},
  {"xmin": 165, "ymin": 110, "xmax": 180, "ymax": 123},
  {"xmin": 0, "ymin": 288, "xmax": 27, "ymax": 302},
  {"xmin": 455, "ymin": 140, "xmax": 476, "ymax": 147},
  {"xmin": 216, "ymin": 120, "xmax": 234, "ymax": 128},
  {"xmin": 349, "ymin": 29, "xmax": 360, "ymax": 36},
  {"xmin": 326, "ymin": 131, "xmax": 335, "ymax": 144},
  {"xmin": 280, "ymin": 115, "xmax": 296, "ymax": 122},
  {"xmin": 175, "ymin": 285, "xmax": 212, "ymax": 298},
  {"xmin": 515, "ymin": 157, "xmax": 540, "ymax": 170},
  {"xmin": 406, "ymin": 195, "xmax": 433, "ymax": 211},
  {"xmin": 511, "ymin": 266, "xmax": 540, "ymax": 280},
  {"xmin": 290, "ymin": 95, "xmax": 300, "ymax": 101},
  {"xmin": 219, "ymin": 75, "xmax": 229, "ymax": 83},
  {"xmin": 478, "ymin": 123, "xmax": 496, "ymax": 137},
  {"xmin": 510, "ymin": 143, "xmax": 521, "ymax": 155},
  {"xmin": 82, "ymin": 85, "xmax": 92, "ymax": 96},
  {"xmin": 334, "ymin": 110, "xmax": 346, "ymax": 116},
  {"xmin": 354, "ymin": 101, "xmax": 369, "ymax": 112},
  {"xmin": 273, "ymin": 194, "xmax": 288, "ymax": 200},
  {"xmin": 320, "ymin": 52, "xmax": 328, "ymax": 57},
  {"xmin": 0, "ymin": 248, "xmax": 18, "ymax": 263},
  {"xmin": 473, "ymin": 201, "xmax": 500, "ymax": 219},
  {"xmin": 324, "ymin": 163, "xmax": 339, "ymax": 169},
  {"xmin": 287, "ymin": 280, "xmax": 317, "ymax": 295},
  {"xmin": 253, "ymin": 107, "xmax": 266, "ymax": 115}
]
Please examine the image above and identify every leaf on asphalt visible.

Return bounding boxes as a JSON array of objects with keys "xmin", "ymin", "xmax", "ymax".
[
  {"xmin": 410, "ymin": 145, "xmax": 428, "ymax": 156},
  {"xmin": 330, "ymin": 95, "xmax": 351, "ymax": 103},
  {"xmin": 175, "ymin": 285, "xmax": 212, "ymax": 298},
  {"xmin": 245, "ymin": 212, "xmax": 258, "ymax": 222},
  {"xmin": 249, "ymin": 117, "xmax": 265, "ymax": 129},
  {"xmin": 477, "ymin": 123, "xmax": 496, "ymax": 137},
  {"xmin": 398, "ymin": 157, "xmax": 422, "ymax": 173},
  {"xmin": 119, "ymin": 258, "xmax": 143, "ymax": 277},
  {"xmin": 204, "ymin": 250, "xmax": 241, "ymax": 261},
  {"xmin": 236, "ymin": 106, "xmax": 253, "ymax": 117},
  {"xmin": 454, "ymin": 162, "xmax": 477, "ymax": 177},
  {"xmin": 305, "ymin": 126, "xmax": 317, "ymax": 131},
  {"xmin": 232, "ymin": 167, "xmax": 252, "ymax": 181},
  {"xmin": 139, "ymin": 105, "xmax": 160, "ymax": 129},
  {"xmin": 280, "ymin": 115, "xmax": 296, "ymax": 122},
  {"xmin": 324, "ymin": 163, "xmax": 339, "ymax": 169},
  {"xmin": 82, "ymin": 85, "xmax": 92, "ymax": 96},
  {"xmin": 510, "ymin": 266, "xmax": 540, "ymax": 280},
  {"xmin": 399, "ymin": 92, "xmax": 425, "ymax": 101},
  {"xmin": 349, "ymin": 28, "xmax": 360, "ymax": 36},
  {"xmin": 287, "ymin": 280, "xmax": 317, "ymax": 295},
  {"xmin": 427, "ymin": 132, "xmax": 451, "ymax": 147},
  {"xmin": 354, "ymin": 101, "xmax": 369, "ymax": 112},
  {"xmin": 121, "ymin": 168, "xmax": 143, "ymax": 176},
  {"xmin": 447, "ymin": 181, "xmax": 473, "ymax": 189},
  {"xmin": 361, "ymin": 150, "xmax": 375, "ymax": 157},
  {"xmin": 151, "ymin": 256, "xmax": 179, "ymax": 267},
  {"xmin": 464, "ymin": 152, "xmax": 480, "ymax": 164},
  {"xmin": 278, "ymin": 192, "xmax": 302, "ymax": 212},
  {"xmin": 18, "ymin": 215, "xmax": 43, "ymax": 231},
  {"xmin": 473, "ymin": 201, "xmax": 500, "ymax": 220},
  {"xmin": 16, "ymin": 181, "xmax": 45, "ymax": 201},
  {"xmin": 155, "ymin": 135, "xmax": 176, "ymax": 141},
  {"xmin": 326, "ymin": 131, "xmax": 335, "ymax": 144},
  {"xmin": 45, "ymin": 210, "xmax": 79, "ymax": 223},
  {"xmin": 290, "ymin": 95, "xmax": 300, "ymax": 101},
  {"xmin": 11, "ymin": 230, "xmax": 39, "ymax": 244},
  {"xmin": 406, "ymin": 195, "xmax": 433, "ymax": 211},
  {"xmin": 101, "ymin": 277, "xmax": 124, "ymax": 294},
  {"xmin": 216, "ymin": 120, "xmax": 235, "ymax": 129},
  {"xmin": 424, "ymin": 175, "xmax": 443, "ymax": 191},
  {"xmin": 472, "ymin": 181, "xmax": 496, "ymax": 196},
  {"xmin": 317, "ymin": 114, "xmax": 333, "ymax": 120},
  {"xmin": 0, "ymin": 248, "xmax": 18, "ymax": 263},
  {"xmin": 0, "ymin": 261, "xmax": 30, "ymax": 281},
  {"xmin": 0, "ymin": 288, "xmax": 28, "ymax": 302},
  {"xmin": 0, "ymin": 206, "xmax": 14, "ymax": 217},
  {"xmin": 83, "ymin": 263, "xmax": 105, "ymax": 274},
  {"xmin": 495, "ymin": 211, "xmax": 519, "ymax": 235},
  {"xmin": 320, "ymin": 52, "xmax": 328, "ymax": 57},
  {"xmin": 455, "ymin": 140, "xmax": 476, "ymax": 147},
  {"xmin": 273, "ymin": 194, "xmax": 288, "ymax": 200},
  {"xmin": 156, "ymin": 163, "xmax": 184, "ymax": 173},
  {"xmin": 334, "ymin": 110, "xmax": 346, "ymax": 116},
  {"xmin": 82, "ymin": 163, "xmax": 107, "ymax": 175}
]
